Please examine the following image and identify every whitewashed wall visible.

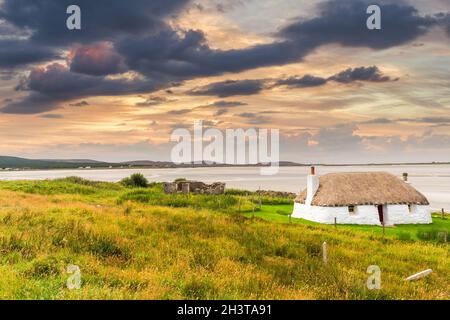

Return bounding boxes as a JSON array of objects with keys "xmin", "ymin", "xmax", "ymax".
[
  {"xmin": 292, "ymin": 203, "xmax": 431, "ymax": 225},
  {"xmin": 384, "ymin": 205, "xmax": 432, "ymax": 225}
]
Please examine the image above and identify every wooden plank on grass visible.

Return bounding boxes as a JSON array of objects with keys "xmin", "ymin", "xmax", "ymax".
[{"xmin": 405, "ymin": 269, "xmax": 432, "ymax": 281}]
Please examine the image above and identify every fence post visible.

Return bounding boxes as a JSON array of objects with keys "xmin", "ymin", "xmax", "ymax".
[
  {"xmin": 322, "ymin": 241, "xmax": 327, "ymax": 264},
  {"xmin": 258, "ymin": 187, "xmax": 262, "ymax": 209},
  {"xmin": 442, "ymin": 208, "xmax": 445, "ymax": 220},
  {"xmin": 334, "ymin": 217, "xmax": 337, "ymax": 229},
  {"xmin": 252, "ymin": 202, "xmax": 255, "ymax": 219},
  {"xmin": 238, "ymin": 197, "xmax": 241, "ymax": 214},
  {"xmin": 382, "ymin": 221, "xmax": 385, "ymax": 239}
]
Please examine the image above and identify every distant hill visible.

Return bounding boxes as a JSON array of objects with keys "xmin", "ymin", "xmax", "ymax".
[
  {"xmin": 1, "ymin": 156, "xmax": 447, "ymax": 170},
  {"xmin": 38, "ymin": 159, "xmax": 105, "ymax": 164},
  {"xmin": 0, "ymin": 156, "xmax": 306, "ymax": 170},
  {"xmin": 122, "ymin": 160, "xmax": 176, "ymax": 167},
  {"xmin": 0, "ymin": 156, "xmax": 118, "ymax": 169},
  {"xmin": 123, "ymin": 160, "xmax": 305, "ymax": 167}
]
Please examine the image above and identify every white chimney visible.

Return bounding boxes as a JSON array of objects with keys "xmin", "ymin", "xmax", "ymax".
[
  {"xmin": 402, "ymin": 172, "xmax": 409, "ymax": 183},
  {"xmin": 306, "ymin": 166, "xmax": 319, "ymax": 206}
]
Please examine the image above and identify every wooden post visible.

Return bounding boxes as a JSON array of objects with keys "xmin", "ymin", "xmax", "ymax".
[
  {"xmin": 258, "ymin": 187, "xmax": 262, "ymax": 209},
  {"xmin": 382, "ymin": 221, "xmax": 385, "ymax": 239},
  {"xmin": 334, "ymin": 217, "xmax": 337, "ymax": 229},
  {"xmin": 252, "ymin": 203, "xmax": 255, "ymax": 219},
  {"xmin": 442, "ymin": 208, "xmax": 445, "ymax": 220},
  {"xmin": 289, "ymin": 214, "xmax": 292, "ymax": 224},
  {"xmin": 322, "ymin": 241, "xmax": 327, "ymax": 264},
  {"xmin": 238, "ymin": 197, "xmax": 241, "ymax": 214},
  {"xmin": 438, "ymin": 231, "xmax": 448, "ymax": 243}
]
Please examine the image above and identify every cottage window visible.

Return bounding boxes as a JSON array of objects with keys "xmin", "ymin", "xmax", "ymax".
[
  {"xmin": 348, "ymin": 205, "xmax": 355, "ymax": 214},
  {"xmin": 408, "ymin": 204, "xmax": 415, "ymax": 213}
]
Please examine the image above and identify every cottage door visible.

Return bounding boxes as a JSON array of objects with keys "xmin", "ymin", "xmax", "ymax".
[{"xmin": 377, "ymin": 205, "xmax": 384, "ymax": 224}]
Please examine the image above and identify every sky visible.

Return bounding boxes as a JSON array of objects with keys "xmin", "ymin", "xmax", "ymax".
[{"xmin": 0, "ymin": 0, "xmax": 450, "ymax": 163}]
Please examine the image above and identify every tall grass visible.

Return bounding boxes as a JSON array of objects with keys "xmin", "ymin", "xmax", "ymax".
[{"xmin": 0, "ymin": 178, "xmax": 447, "ymax": 300}]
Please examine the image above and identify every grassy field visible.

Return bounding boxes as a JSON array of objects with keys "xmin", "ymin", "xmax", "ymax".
[{"xmin": 0, "ymin": 177, "xmax": 448, "ymax": 300}]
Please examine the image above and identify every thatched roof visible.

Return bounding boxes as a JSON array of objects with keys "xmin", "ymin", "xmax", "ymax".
[{"xmin": 295, "ymin": 172, "xmax": 429, "ymax": 207}]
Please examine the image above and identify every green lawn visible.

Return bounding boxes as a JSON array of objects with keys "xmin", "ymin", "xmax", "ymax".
[{"xmin": 245, "ymin": 204, "xmax": 450, "ymax": 242}]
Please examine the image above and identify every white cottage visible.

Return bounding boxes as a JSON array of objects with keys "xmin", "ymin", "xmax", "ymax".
[{"xmin": 292, "ymin": 167, "xmax": 432, "ymax": 225}]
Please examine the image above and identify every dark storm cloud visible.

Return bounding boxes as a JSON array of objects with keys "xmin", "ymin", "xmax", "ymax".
[
  {"xmin": 115, "ymin": 28, "xmax": 310, "ymax": 79},
  {"xmin": 1, "ymin": 63, "xmax": 164, "ymax": 114},
  {"xmin": 0, "ymin": 0, "xmax": 189, "ymax": 68},
  {"xmin": 0, "ymin": 21, "xmax": 43, "ymax": 69},
  {"xmin": 275, "ymin": 66, "xmax": 394, "ymax": 89},
  {"xmin": 329, "ymin": 66, "xmax": 396, "ymax": 83},
  {"xmin": 0, "ymin": 0, "xmax": 442, "ymax": 74},
  {"xmin": 196, "ymin": 66, "xmax": 395, "ymax": 97},
  {"xmin": 69, "ymin": 43, "xmax": 126, "ymax": 76},
  {"xmin": 121, "ymin": 0, "xmax": 437, "ymax": 82},
  {"xmin": 135, "ymin": 96, "xmax": 175, "ymax": 107},
  {"xmin": 113, "ymin": 0, "xmax": 442, "ymax": 80},
  {"xmin": 0, "ymin": 40, "xmax": 59, "ymax": 68},
  {"xmin": 1, "ymin": 93, "xmax": 60, "ymax": 114},
  {"xmin": 0, "ymin": 0, "xmax": 189, "ymax": 45},
  {"xmin": 0, "ymin": 0, "xmax": 445, "ymax": 113},
  {"xmin": 189, "ymin": 80, "xmax": 266, "ymax": 97},
  {"xmin": 275, "ymin": 75, "xmax": 328, "ymax": 88},
  {"xmin": 279, "ymin": 0, "xmax": 438, "ymax": 50},
  {"xmin": 206, "ymin": 101, "xmax": 247, "ymax": 108},
  {"xmin": 22, "ymin": 64, "xmax": 160, "ymax": 97}
]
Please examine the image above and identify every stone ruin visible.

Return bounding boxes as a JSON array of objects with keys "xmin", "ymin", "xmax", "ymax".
[{"xmin": 163, "ymin": 180, "xmax": 225, "ymax": 195}]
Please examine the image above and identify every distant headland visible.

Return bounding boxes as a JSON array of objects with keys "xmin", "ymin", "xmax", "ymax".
[{"xmin": 0, "ymin": 156, "xmax": 449, "ymax": 171}]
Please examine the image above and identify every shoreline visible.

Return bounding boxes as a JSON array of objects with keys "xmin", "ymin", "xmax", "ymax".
[{"xmin": 1, "ymin": 162, "xmax": 450, "ymax": 172}]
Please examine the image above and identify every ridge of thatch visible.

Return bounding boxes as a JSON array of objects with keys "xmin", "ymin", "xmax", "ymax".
[{"xmin": 295, "ymin": 172, "xmax": 429, "ymax": 207}]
